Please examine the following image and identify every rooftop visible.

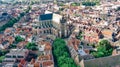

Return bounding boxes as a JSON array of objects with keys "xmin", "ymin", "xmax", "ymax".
[
  {"xmin": 78, "ymin": 49, "xmax": 87, "ymax": 56},
  {"xmin": 43, "ymin": 61, "xmax": 54, "ymax": 67},
  {"xmin": 39, "ymin": 13, "xmax": 53, "ymax": 21}
]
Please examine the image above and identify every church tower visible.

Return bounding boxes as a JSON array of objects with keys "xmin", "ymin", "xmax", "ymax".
[{"xmin": 60, "ymin": 15, "xmax": 68, "ymax": 38}]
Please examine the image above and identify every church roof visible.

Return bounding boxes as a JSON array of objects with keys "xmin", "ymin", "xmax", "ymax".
[
  {"xmin": 39, "ymin": 13, "xmax": 53, "ymax": 21},
  {"xmin": 39, "ymin": 11, "xmax": 66, "ymax": 24}
]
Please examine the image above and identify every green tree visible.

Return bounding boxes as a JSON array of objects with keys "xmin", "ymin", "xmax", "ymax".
[
  {"xmin": 15, "ymin": 36, "xmax": 25, "ymax": 43},
  {"xmin": 116, "ymin": 7, "xmax": 120, "ymax": 11},
  {"xmin": 76, "ymin": 31, "xmax": 83, "ymax": 40},
  {"xmin": 0, "ymin": 56, "xmax": 5, "ymax": 63},
  {"xmin": 0, "ymin": 50, "xmax": 9, "ymax": 57},
  {"xmin": 20, "ymin": 12, "xmax": 25, "ymax": 17},
  {"xmin": 91, "ymin": 40, "xmax": 113, "ymax": 58},
  {"xmin": 82, "ymin": 2, "xmax": 96, "ymax": 6},
  {"xmin": 53, "ymin": 38, "xmax": 79, "ymax": 67},
  {"xmin": 25, "ymin": 42, "xmax": 38, "ymax": 51},
  {"xmin": 31, "ymin": 46, "xmax": 38, "ymax": 51},
  {"xmin": 71, "ymin": 3, "xmax": 80, "ymax": 6},
  {"xmin": 8, "ymin": 44, "xmax": 16, "ymax": 49}
]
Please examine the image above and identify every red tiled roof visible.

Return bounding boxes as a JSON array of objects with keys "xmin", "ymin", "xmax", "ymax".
[
  {"xmin": 17, "ymin": 41, "xmax": 28, "ymax": 48},
  {"xmin": 4, "ymin": 28, "xmax": 11, "ymax": 33},
  {"xmin": 38, "ymin": 41, "xmax": 52, "ymax": 51},
  {"xmin": 102, "ymin": 30, "xmax": 112, "ymax": 37},
  {"xmin": 27, "ymin": 34, "xmax": 32, "ymax": 38},
  {"xmin": 16, "ymin": 28, "xmax": 21, "ymax": 31},
  {"xmin": 20, "ymin": 59, "xmax": 26, "ymax": 65},
  {"xmin": 68, "ymin": 38, "xmax": 80, "ymax": 50},
  {"xmin": 42, "ymin": 61, "xmax": 54, "ymax": 67},
  {"xmin": 34, "ymin": 62, "xmax": 40, "ymax": 67},
  {"xmin": 45, "ymin": 42, "xmax": 51, "ymax": 51},
  {"xmin": 0, "ymin": 34, "xmax": 4, "ymax": 39},
  {"xmin": 30, "ymin": 58, "xmax": 35, "ymax": 64},
  {"xmin": 18, "ymin": 63, "xmax": 22, "ymax": 67},
  {"xmin": 38, "ymin": 54, "xmax": 52, "ymax": 61}
]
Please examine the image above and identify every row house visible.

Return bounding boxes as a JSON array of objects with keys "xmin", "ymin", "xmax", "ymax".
[
  {"xmin": 18, "ymin": 59, "xmax": 27, "ymax": 67},
  {"xmin": 116, "ymin": 32, "xmax": 120, "ymax": 39},
  {"xmin": 13, "ymin": 26, "xmax": 36, "ymax": 42},
  {"xmin": 0, "ymin": 34, "xmax": 15, "ymax": 49},
  {"xmin": 27, "ymin": 41, "xmax": 54, "ymax": 67},
  {"xmin": 17, "ymin": 41, "xmax": 28, "ymax": 49},
  {"xmin": 37, "ymin": 41, "xmax": 52, "ymax": 55},
  {"xmin": 67, "ymin": 37, "xmax": 94, "ymax": 64},
  {"xmin": 83, "ymin": 26, "xmax": 103, "ymax": 44},
  {"xmin": 102, "ymin": 29, "xmax": 113, "ymax": 39},
  {"xmin": 4, "ymin": 28, "xmax": 15, "ymax": 36},
  {"xmin": 2, "ymin": 49, "xmax": 29, "ymax": 67},
  {"xmin": 83, "ymin": 34, "xmax": 99, "ymax": 44}
]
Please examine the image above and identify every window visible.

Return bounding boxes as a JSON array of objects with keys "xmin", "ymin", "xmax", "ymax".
[
  {"xmin": 18, "ymin": 56, "xmax": 23, "ymax": 58},
  {"xmin": 40, "ymin": 64, "xmax": 42, "ymax": 67},
  {"xmin": 13, "ymin": 55, "xmax": 16, "ymax": 58},
  {"xmin": 6, "ymin": 55, "xmax": 11, "ymax": 58}
]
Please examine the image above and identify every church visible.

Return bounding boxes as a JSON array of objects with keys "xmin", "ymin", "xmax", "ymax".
[{"xmin": 37, "ymin": 11, "xmax": 74, "ymax": 38}]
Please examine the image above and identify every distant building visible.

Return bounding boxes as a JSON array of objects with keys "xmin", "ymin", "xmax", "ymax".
[
  {"xmin": 1, "ymin": 0, "xmax": 14, "ymax": 3},
  {"xmin": 0, "ymin": 12, "xmax": 11, "ymax": 22},
  {"xmin": 101, "ymin": 0, "xmax": 118, "ymax": 3},
  {"xmin": 41, "ymin": 0, "xmax": 53, "ymax": 3}
]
